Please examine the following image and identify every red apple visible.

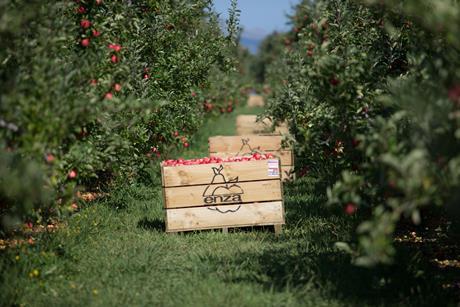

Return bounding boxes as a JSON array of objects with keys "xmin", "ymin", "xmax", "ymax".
[
  {"xmin": 330, "ymin": 77, "xmax": 340, "ymax": 86},
  {"xmin": 92, "ymin": 29, "xmax": 101, "ymax": 37},
  {"xmin": 161, "ymin": 153, "xmax": 279, "ymax": 167},
  {"xmin": 68, "ymin": 169, "xmax": 77, "ymax": 179},
  {"xmin": 80, "ymin": 19, "xmax": 91, "ymax": 29},
  {"xmin": 81, "ymin": 38, "xmax": 90, "ymax": 47},
  {"xmin": 108, "ymin": 44, "xmax": 122, "ymax": 52},
  {"xmin": 344, "ymin": 202, "xmax": 357, "ymax": 215},
  {"xmin": 448, "ymin": 84, "xmax": 460, "ymax": 103},
  {"xmin": 46, "ymin": 153, "xmax": 55, "ymax": 163}
]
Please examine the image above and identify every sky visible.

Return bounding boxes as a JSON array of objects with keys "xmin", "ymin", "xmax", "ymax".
[{"xmin": 213, "ymin": 0, "xmax": 300, "ymax": 53}]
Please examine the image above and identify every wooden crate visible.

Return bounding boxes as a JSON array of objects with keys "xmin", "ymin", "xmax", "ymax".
[
  {"xmin": 236, "ymin": 115, "xmax": 271, "ymax": 135},
  {"xmin": 275, "ymin": 122, "xmax": 289, "ymax": 135},
  {"xmin": 161, "ymin": 159, "xmax": 285, "ymax": 233},
  {"xmin": 247, "ymin": 95, "xmax": 265, "ymax": 107},
  {"xmin": 209, "ymin": 135, "xmax": 295, "ymax": 181},
  {"xmin": 235, "ymin": 115, "xmax": 289, "ymax": 136}
]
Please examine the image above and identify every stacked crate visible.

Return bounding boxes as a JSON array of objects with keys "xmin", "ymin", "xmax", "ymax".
[
  {"xmin": 235, "ymin": 115, "xmax": 289, "ymax": 135},
  {"xmin": 247, "ymin": 95, "xmax": 265, "ymax": 107},
  {"xmin": 208, "ymin": 135, "xmax": 295, "ymax": 181}
]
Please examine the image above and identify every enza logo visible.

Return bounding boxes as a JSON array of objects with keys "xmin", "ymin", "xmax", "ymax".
[{"xmin": 202, "ymin": 165, "xmax": 244, "ymax": 207}]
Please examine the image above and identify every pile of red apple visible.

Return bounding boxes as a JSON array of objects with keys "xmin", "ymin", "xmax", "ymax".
[{"xmin": 162, "ymin": 152, "xmax": 275, "ymax": 167}]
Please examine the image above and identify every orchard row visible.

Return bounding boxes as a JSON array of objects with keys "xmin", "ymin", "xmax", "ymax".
[
  {"xmin": 260, "ymin": 0, "xmax": 460, "ymax": 266},
  {"xmin": 0, "ymin": 0, "xmax": 245, "ymax": 231}
]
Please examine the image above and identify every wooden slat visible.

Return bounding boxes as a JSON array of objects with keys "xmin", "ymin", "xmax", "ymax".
[
  {"xmin": 208, "ymin": 135, "xmax": 294, "ymax": 182},
  {"xmin": 166, "ymin": 201, "xmax": 285, "ymax": 232},
  {"xmin": 274, "ymin": 224, "xmax": 283, "ymax": 235},
  {"xmin": 281, "ymin": 165, "xmax": 295, "ymax": 181},
  {"xmin": 210, "ymin": 151, "xmax": 292, "ymax": 166},
  {"xmin": 237, "ymin": 127, "xmax": 257, "ymax": 136},
  {"xmin": 162, "ymin": 159, "xmax": 281, "ymax": 187},
  {"xmin": 247, "ymin": 95, "xmax": 265, "ymax": 107},
  {"xmin": 209, "ymin": 135, "xmax": 284, "ymax": 152},
  {"xmin": 236, "ymin": 115, "xmax": 272, "ymax": 135},
  {"xmin": 235, "ymin": 115, "xmax": 290, "ymax": 136},
  {"xmin": 164, "ymin": 180, "xmax": 282, "ymax": 209},
  {"xmin": 275, "ymin": 122, "xmax": 289, "ymax": 135},
  {"xmin": 236, "ymin": 115, "xmax": 271, "ymax": 126}
]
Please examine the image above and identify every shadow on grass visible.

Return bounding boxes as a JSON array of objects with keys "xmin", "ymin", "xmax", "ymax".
[
  {"xmin": 141, "ymin": 225, "xmax": 278, "ymax": 236},
  {"xmin": 284, "ymin": 177, "xmax": 340, "ymax": 217},
  {"xmin": 137, "ymin": 217, "xmax": 165, "ymax": 232},
  {"xmin": 196, "ymin": 176, "xmax": 459, "ymax": 305},
  {"xmin": 195, "ymin": 176, "xmax": 458, "ymax": 305},
  {"xmin": 203, "ymin": 240, "xmax": 458, "ymax": 306}
]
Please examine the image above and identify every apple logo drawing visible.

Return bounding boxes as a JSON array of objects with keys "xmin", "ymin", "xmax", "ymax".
[
  {"xmin": 236, "ymin": 138, "xmax": 260, "ymax": 156},
  {"xmin": 203, "ymin": 165, "xmax": 244, "ymax": 213}
]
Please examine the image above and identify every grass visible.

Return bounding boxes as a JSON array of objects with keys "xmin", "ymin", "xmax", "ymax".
[{"xmin": 1, "ymin": 105, "xmax": 458, "ymax": 306}]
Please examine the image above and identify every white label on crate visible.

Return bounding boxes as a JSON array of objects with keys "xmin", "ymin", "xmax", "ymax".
[{"xmin": 267, "ymin": 159, "xmax": 280, "ymax": 177}]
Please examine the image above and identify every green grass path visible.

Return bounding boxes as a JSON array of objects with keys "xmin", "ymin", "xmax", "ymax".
[{"xmin": 1, "ymin": 106, "xmax": 454, "ymax": 306}]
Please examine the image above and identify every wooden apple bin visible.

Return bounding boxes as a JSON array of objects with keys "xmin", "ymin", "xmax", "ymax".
[
  {"xmin": 161, "ymin": 159, "xmax": 285, "ymax": 234},
  {"xmin": 209, "ymin": 135, "xmax": 295, "ymax": 181}
]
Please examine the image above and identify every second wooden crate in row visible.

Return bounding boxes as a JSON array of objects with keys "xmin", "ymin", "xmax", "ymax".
[{"xmin": 209, "ymin": 135, "xmax": 295, "ymax": 181}]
